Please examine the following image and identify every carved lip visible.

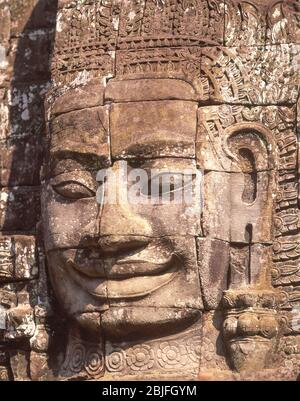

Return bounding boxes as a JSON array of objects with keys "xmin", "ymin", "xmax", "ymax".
[
  {"xmin": 62, "ymin": 249, "xmax": 180, "ymax": 299},
  {"xmin": 94, "ymin": 267, "xmax": 178, "ymax": 299},
  {"xmin": 68, "ymin": 262, "xmax": 178, "ymax": 300},
  {"xmin": 73, "ymin": 257, "xmax": 175, "ymax": 279},
  {"xmin": 64, "ymin": 248, "xmax": 175, "ymax": 278}
]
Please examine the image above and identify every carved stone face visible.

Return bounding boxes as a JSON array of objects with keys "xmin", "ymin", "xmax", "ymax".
[{"xmin": 42, "ymin": 79, "xmax": 203, "ymax": 340}]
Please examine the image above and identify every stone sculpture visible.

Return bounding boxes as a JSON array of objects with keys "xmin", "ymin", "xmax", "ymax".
[{"xmin": 0, "ymin": 0, "xmax": 299, "ymax": 380}]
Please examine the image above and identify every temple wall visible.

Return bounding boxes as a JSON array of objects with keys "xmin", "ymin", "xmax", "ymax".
[
  {"xmin": 0, "ymin": 0, "xmax": 299, "ymax": 380},
  {"xmin": 0, "ymin": 0, "xmax": 57, "ymax": 380}
]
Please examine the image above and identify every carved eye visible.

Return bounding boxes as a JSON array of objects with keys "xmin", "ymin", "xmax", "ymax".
[
  {"xmin": 52, "ymin": 181, "xmax": 95, "ymax": 200},
  {"xmin": 141, "ymin": 173, "xmax": 185, "ymax": 199}
]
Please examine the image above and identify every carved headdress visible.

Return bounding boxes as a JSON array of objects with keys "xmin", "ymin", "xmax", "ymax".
[
  {"xmin": 51, "ymin": 0, "xmax": 250, "ymax": 102},
  {"xmin": 51, "ymin": 0, "xmax": 299, "ymax": 104}
]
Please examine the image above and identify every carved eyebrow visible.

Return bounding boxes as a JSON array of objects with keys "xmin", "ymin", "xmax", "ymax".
[
  {"xmin": 50, "ymin": 142, "xmax": 102, "ymax": 158},
  {"xmin": 116, "ymin": 140, "xmax": 195, "ymax": 159},
  {"xmin": 50, "ymin": 148, "xmax": 100, "ymax": 162},
  {"xmin": 50, "ymin": 131, "xmax": 110, "ymax": 158},
  {"xmin": 49, "ymin": 109, "xmax": 109, "ymax": 161},
  {"xmin": 49, "ymin": 146, "xmax": 109, "ymax": 175}
]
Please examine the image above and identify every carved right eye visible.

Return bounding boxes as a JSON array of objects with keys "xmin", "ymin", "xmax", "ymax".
[
  {"xmin": 140, "ymin": 173, "xmax": 186, "ymax": 200},
  {"xmin": 52, "ymin": 181, "xmax": 95, "ymax": 200}
]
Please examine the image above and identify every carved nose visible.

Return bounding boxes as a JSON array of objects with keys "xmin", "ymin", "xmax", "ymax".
[
  {"xmin": 98, "ymin": 162, "xmax": 153, "ymax": 238},
  {"xmin": 99, "ymin": 202, "xmax": 153, "ymax": 238},
  {"xmin": 97, "ymin": 235, "xmax": 149, "ymax": 255},
  {"xmin": 78, "ymin": 232, "xmax": 149, "ymax": 256}
]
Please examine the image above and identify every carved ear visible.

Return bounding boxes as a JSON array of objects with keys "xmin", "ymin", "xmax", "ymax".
[
  {"xmin": 215, "ymin": 123, "xmax": 276, "ymax": 244},
  {"xmin": 226, "ymin": 131, "xmax": 266, "ymax": 203},
  {"xmin": 222, "ymin": 122, "xmax": 276, "ymax": 172}
]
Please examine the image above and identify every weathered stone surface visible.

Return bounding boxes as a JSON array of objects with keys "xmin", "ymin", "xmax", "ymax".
[
  {"xmin": 196, "ymin": 105, "xmax": 296, "ymax": 172},
  {"xmin": 0, "ymin": 4, "xmax": 10, "ymax": 46},
  {"xmin": 105, "ymin": 78, "xmax": 198, "ymax": 103},
  {"xmin": 7, "ymin": 33, "xmax": 53, "ymax": 83},
  {"xmin": 225, "ymin": 0, "xmax": 299, "ymax": 46},
  {"xmin": 4, "ymin": 83, "xmax": 50, "ymax": 142},
  {"xmin": 203, "ymin": 170, "xmax": 274, "ymax": 243},
  {"xmin": 30, "ymin": 351, "xmax": 50, "ymax": 381},
  {"xmin": 0, "ymin": 286, "xmax": 17, "ymax": 310},
  {"xmin": 117, "ymin": 0, "xmax": 225, "ymax": 45},
  {"xmin": 224, "ymin": 0, "xmax": 267, "ymax": 47},
  {"xmin": 0, "ymin": 137, "xmax": 42, "ymax": 186},
  {"xmin": 115, "ymin": 46, "xmax": 202, "ymax": 87},
  {"xmin": 49, "ymin": 105, "xmax": 110, "ymax": 175},
  {"xmin": 197, "ymin": 238, "xmax": 230, "ymax": 310},
  {"xmin": 52, "ymin": 1, "xmax": 118, "ymax": 87},
  {"xmin": 41, "ymin": 177, "xmax": 100, "ymax": 252},
  {"xmin": 277, "ymin": 285, "xmax": 300, "ymax": 310},
  {"xmin": 110, "ymin": 101, "xmax": 197, "ymax": 159},
  {"xmin": 30, "ymin": 322, "xmax": 50, "ymax": 353},
  {"xmin": 266, "ymin": 0, "xmax": 300, "ymax": 45},
  {"xmin": 0, "ymin": 187, "xmax": 40, "ymax": 231},
  {"xmin": 229, "ymin": 244, "xmax": 272, "ymax": 289},
  {"xmin": 104, "ymin": 320, "xmax": 202, "ymax": 379},
  {"xmin": 0, "ymin": 235, "xmax": 38, "ymax": 282},
  {"xmin": 0, "ymin": 359, "xmax": 11, "ymax": 381},
  {"xmin": 98, "ymin": 159, "xmax": 202, "ymax": 237},
  {"xmin": 106, "ymin": 237, "xmax": 203, "ymax": 310},
  {"xmin": 0, "ymin": 91, "xmax": 10, "ymax": 140},
  {"xmin": 277, "ymin": 335, "xmax": 300, "ymax": 376},
  {"xmin": 225, "ymin": 1, "xmax": 300, "ymax": 47},
  {"xmin": 5, "ymin": 305, "xmax": 35, "ymax": 341},
  {"xmin": 272, "ymin": 235, "xmax": 300, "ymax": 287},
  {"xmin": 0, "ymin": 6, "xmax": 10, "ymax": 88},
  {"xmin": 9, "ymin": 349, "xmax": 30, "ymax": 381},
  {"xmin": 199, "ymin": 311, "xmax": 228, "ymax": 373},
  {"xmin": 201, "ymin": 45, "xmax": 300, "ymax": 105},
  {"xmin": 0, "ymin": 0, "xmax": 299, "ymax": 382},
  {"xmin": 223, "ymin": 288, "xmax": 280, "ymax": 372},
  {"xmin": 8, "ymin": 0, "xmax": 57, "ymax": 36},
  {"xmin": 49, "ymin": 80, "xmax": 106, "ymax": 117},
  {"xmin": 58, "ymin": 331, "xmax": 105, "ymax": 381}
]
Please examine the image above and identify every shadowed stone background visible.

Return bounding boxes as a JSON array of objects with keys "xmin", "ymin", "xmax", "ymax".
[
  {"xmin": 0, "ymin": 0, "xmax": 299, "ymax": 381},
  {"xmin": 0, "ymin": 0, "xmax": 58, "ymax": 380}
]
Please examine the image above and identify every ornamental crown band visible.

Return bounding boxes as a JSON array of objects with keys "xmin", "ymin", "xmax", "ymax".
[{"xmin": 52, "ymin": 0, "xmax": 224, "ymax": 83}]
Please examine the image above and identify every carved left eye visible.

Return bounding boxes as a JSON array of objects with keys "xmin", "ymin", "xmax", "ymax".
[{"xmin": 52, "ymin": 181, "xmax": 96, "ymax": 199}]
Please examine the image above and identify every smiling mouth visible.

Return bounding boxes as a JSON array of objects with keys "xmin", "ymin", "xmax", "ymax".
[{"xmin": 61, "ymin": 248, "xmax": 180, "ymax": 300}]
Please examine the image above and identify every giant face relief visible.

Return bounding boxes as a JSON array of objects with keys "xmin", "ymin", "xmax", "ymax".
[{"xmin": 41, "ymin": 78, "xmax": 204, "ymax": 341}]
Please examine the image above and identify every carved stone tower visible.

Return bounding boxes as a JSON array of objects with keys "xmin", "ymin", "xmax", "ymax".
[{"xmin": 0, "ymin": 0, "xmax": 299, "ymax": 381}]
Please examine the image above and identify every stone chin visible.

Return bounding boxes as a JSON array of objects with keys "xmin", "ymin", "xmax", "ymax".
[
  {"xmin": 100, "ymin": 307, "xmax": 202, "ymax": 341},
  {"xmin": 73, "ymin": 307, "xmax": 201, "ymax": 341},
  {"xmin": 46, "ymin": 251, "xmax": 200, "ymax": 340}
]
